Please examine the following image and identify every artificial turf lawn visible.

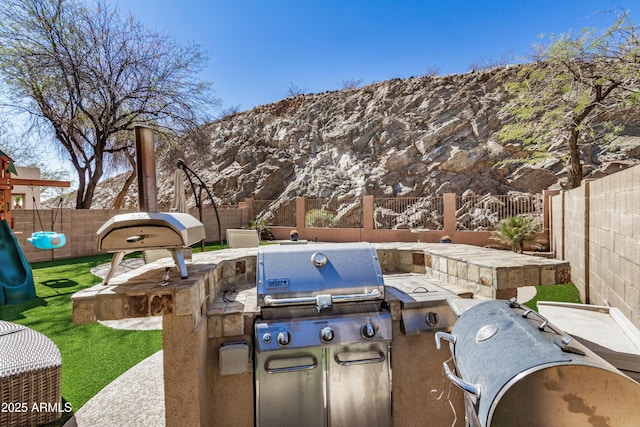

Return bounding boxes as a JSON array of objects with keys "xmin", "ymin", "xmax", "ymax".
[
  {"xmin": 523, "ymin": 282, "xmax": 582, "ymax": 311},
  {"xmin": 0, "ymin": 254, "xmax": 163, "ymax": 413}
]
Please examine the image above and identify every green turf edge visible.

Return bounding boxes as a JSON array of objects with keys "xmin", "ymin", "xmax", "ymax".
[
  {"xmin": 0, "ymin": 253, "xmax": 163, "ymax": 424},
  {"xmin": 523, "ymin": 282, "xmax": 582, "ymax": 311}
]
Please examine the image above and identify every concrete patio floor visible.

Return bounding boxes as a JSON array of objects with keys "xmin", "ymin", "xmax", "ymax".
[{"xmin": 64, "ymin": 259, "xmax": 165, "ymax": 427}]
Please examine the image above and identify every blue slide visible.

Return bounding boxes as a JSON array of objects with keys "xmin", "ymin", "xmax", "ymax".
[{"xmin": 0, "ymin": 219, "xmax": 36, "ymax": 305}]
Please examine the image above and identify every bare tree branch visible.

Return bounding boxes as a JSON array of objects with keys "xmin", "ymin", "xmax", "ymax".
[{"xmin": 0, "ymin": 0, "xmax": 219, "ymax": 208}]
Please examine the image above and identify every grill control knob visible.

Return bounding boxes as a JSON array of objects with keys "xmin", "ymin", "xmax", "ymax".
[
  {"xmin": 262, "ymin": 333, "xmax": 272, "ymax": 344},
  {"xmin": 361, "ymin": 323, "xmax": 376, "ymax": 339},
  {"xmin": 277, "ymin": 331, "xmax": 291, "ymax": 347},
  {"xmin": 425, "ymin": 312, "xmax": 439, "ymax": 327},
  {"xmin": 320, "ymin": 327, "xmax": 334, "ymax": 342}
]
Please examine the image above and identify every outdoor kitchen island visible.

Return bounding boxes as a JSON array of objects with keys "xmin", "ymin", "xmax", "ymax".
[{"xmin": 71, "ymin": 242, "xmax": 577, "ymax": 426}]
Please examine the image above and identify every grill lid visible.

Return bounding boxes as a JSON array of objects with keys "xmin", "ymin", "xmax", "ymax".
[
  {"xmin": 257, "ymin": 243, "xmax": 384, "ymax": 309},
  {"xmin": 436, "ymin": 300, "xmax": 640, "ymax": 427}
]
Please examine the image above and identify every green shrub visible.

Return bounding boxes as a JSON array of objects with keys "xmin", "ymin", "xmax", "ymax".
[
  {"xmin": 305, "ymin": 209, "xmax": 337, "ymax": 228},
  {"xmin": 244, "ymin": 219, "xmax": 274, "ymax": 240},
  {"xmin": 491, "ymin": 216, "xmax": 541, "ymax": 253}
]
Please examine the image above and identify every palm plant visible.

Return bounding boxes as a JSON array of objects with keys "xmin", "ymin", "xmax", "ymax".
[{"xmin": 492, "ymin": 216, "xmax": 541, "ymax": 253}]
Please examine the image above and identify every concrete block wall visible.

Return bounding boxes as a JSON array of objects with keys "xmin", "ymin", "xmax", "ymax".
[
  {"xmin": 11, "ymin": 208, "xmax": 135, "ymax": 263},
  {"xmin": 551, "ymin": 164, "xmax": 640, "ymax": 328},
  {"xmin": 550, "ymin": 192, "xmax": 564, "ymax": 260},
  {"xmin": 11, "ymin": 207, "xmax": 246, "ymax": 264},
  {"xmin": 589, "ymin": 166, "xmax": 640, "ymax": 325},
  {"xmin": 563, "ymin": 183, "xmax": 589, "ymax": 302}
]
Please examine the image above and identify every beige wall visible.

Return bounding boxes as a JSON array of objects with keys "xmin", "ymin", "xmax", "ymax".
[
  {"xmin": 550, "ymin": 165, "xmax": 640, "ymax": 327},
  {"xmin": 11, "ymin": 207, "xmax": 246, "ymax": 263},
  {"xmin": 550, "ymin": 192, "xmax": 564, "ymax": 260},
  {"xmin": 565, "ymin": 183, "xmax": 589, "ymax": 302},
  {"xmin": 12, "ymin": 166, "xmax": 41, "ymax": 209},
  {"xmin": 589, "ymin": 167, "xmax": 640, "ymax": 325}
]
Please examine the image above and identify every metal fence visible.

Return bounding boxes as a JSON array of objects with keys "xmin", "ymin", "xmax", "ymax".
[
  {"xmin": 304, "ymin": 197, "xmax": 362, "ymax": 228},
  {"xmin": 455, "ymin": 193, "xmax": 544, "ymax": 231},
  {"xmin": 254, "ymin": 199, "xmax": 296, "ymax": 227},
  {"xmin": 374, "ymin": 197, "xmax": 444, "ymax": 230},
  {"xmin": 251, "ymin": 193, "xmax": 544, "ymax": 232}
]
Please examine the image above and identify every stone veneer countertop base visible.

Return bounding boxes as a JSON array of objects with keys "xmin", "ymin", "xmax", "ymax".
[{"xmin": 72, "ymin": 243, "xmax": 570, "ymax": 325}]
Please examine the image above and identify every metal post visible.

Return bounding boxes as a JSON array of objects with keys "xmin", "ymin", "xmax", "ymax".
[
  {"xmin": 198, "ymin": 186, "xmax": 205, "ymax": 252},
  {"xmin": 134, "ymin": 126, "xmax": 158, "ymax": 213}
]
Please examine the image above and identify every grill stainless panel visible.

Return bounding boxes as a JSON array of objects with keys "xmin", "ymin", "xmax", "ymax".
[
  {"xmin": 255, "ymin": 311, "xmax": 392, "ymax": 352},
  {"xmin": 254, "ymin": 242, "xmax": 392, "ymax": 427}
]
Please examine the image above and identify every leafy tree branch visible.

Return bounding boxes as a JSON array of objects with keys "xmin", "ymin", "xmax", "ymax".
[{"xmin": 499, "ymin": 10, "xmax": 640, "ymax": 189}]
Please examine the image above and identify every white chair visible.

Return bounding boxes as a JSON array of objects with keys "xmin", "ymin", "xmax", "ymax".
[{"xmin": 226, "ymin": 229, "xmax": 260, "ymax": 248}]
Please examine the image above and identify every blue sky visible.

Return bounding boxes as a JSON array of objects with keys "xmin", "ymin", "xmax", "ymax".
[{"xmin": 109, "ymin": 0, "xmax": 633, "ymax": 113}]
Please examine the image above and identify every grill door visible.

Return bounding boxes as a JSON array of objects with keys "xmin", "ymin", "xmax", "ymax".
[
  {"xmin": 256, "ymin": 348, "xmax": 325, "ymax": 427},
  {"xmin": 327, "ymin": 342, "xmax": 392, "ymax": 427}
]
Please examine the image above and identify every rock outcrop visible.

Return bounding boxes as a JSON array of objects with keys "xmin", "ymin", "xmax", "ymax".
[{"xmin": 83, "ymin": 65, "xmax": 640, "ymax": 209}]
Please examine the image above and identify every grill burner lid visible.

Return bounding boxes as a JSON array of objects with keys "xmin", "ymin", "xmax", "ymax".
[{"xmin": 257, "ymin": 243, "xmax": 385, "ymax": 311}]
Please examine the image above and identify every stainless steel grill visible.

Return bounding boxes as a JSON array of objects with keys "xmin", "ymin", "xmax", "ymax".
[
  {"xmin": 254, "ymin": 243, "xmax": 392, "ymax": 427},
  {"xmin": 436, "ymin": 299, "xmax": 640, "ymax": 427}
]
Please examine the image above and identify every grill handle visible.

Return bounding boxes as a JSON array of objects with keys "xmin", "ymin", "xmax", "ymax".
[
  {"xmin": 443, "ymin": 360, "xmax": 481, "ymax": 399},
  {"xmin": 334, "ymin": 351, "xmax": 386, "ymax": 366},
  {"xmin": 434, "ymin": 331, "xmax": 456, "ymax": 350},
  {"xmin": 266, "ymin": 356, "xmax": 318, "ymax": 374},
  {"xmin": 263, "ymin": 289, "xmax": 381, "ymax": 307}
]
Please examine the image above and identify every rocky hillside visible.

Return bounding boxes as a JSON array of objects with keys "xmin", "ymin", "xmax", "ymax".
[{"xmin": 86, "ymin": 65, "xmax": 640, "ymax": 209}]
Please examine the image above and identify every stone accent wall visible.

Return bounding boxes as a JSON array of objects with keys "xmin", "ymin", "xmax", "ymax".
[{"xmin": 550, "ymin": 165, "xmax": 640, "ymax": 327}]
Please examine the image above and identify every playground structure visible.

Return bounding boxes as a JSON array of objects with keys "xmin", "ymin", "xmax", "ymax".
[
  {"xmin": 0, "ymin": 149, "xmax": 70, "ymax": 305},
  {"xmin": 1, "ymin": 150, "xmax": 70, "ymax": 228}
]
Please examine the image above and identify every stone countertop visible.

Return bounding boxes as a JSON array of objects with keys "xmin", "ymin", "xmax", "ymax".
[
  {"xmin": 374, "ymin": 242, "xmax": 570, "ymax": 268},
  {"xmin": 73, "ymin": 243, "xmax": 559, "ymax": 328},
  {"xmin": 206, "ymin": 283, "xmax": 258, "ymax": 338},
  {"xmin": 206, "ymin": 273, "xmax": 468, "ymax": 338},
  {"xmin": 72, "ymin": 248, "xmax": 258, "ymax": 326}
]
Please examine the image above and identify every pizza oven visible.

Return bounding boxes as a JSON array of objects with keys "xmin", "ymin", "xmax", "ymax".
[{"xmin": 95, "ymin": 126, "xmax": 205, "ymax": 285}]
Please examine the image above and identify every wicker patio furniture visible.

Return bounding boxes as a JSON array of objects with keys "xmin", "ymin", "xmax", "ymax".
[{"xmin": 0, "ymin": 321, "xmax": 62, "ymax": 427}]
